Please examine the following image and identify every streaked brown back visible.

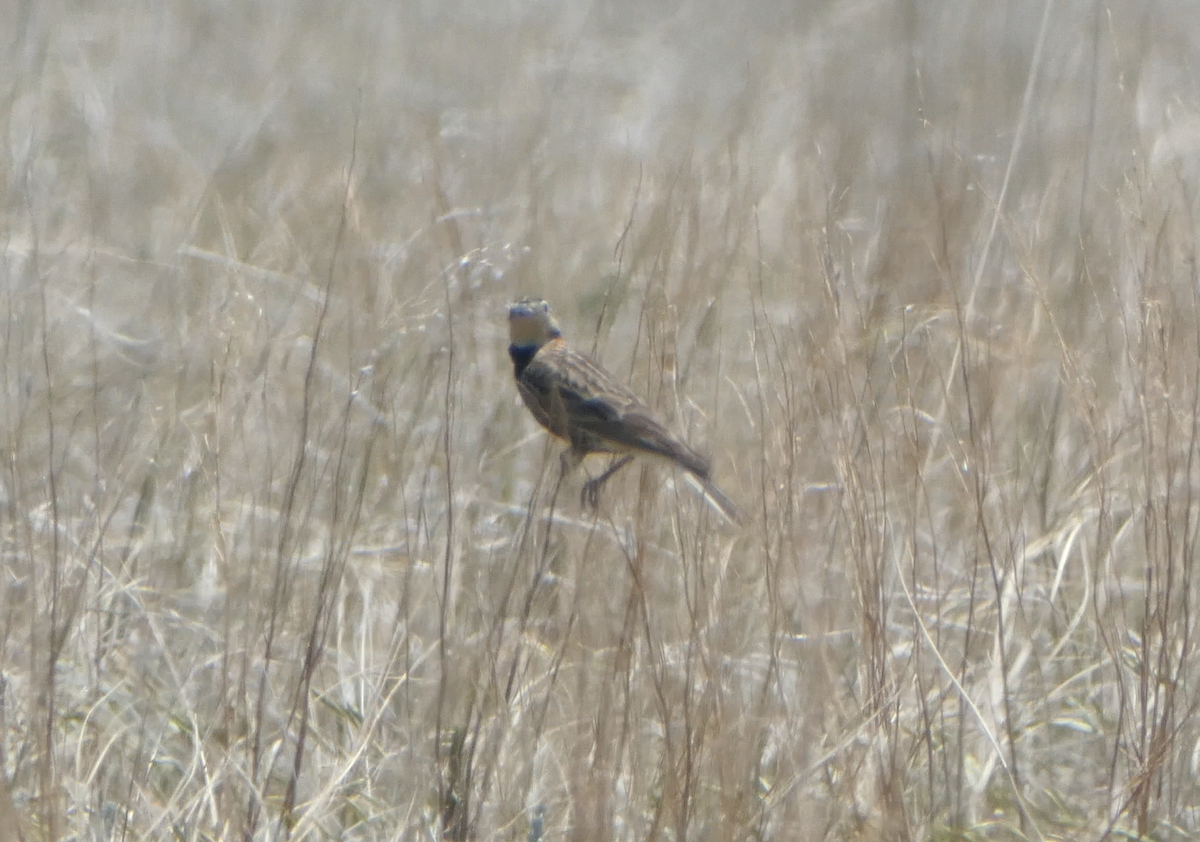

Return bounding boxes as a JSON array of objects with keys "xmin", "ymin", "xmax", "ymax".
[{"xmin": 518, "ymin": 340, "xmax": 711, "ymax": 477}]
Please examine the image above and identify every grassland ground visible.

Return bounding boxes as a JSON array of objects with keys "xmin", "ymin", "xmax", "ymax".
[{"xmin": 2, "ymin": 1, "xmax": 1200, "ymax": 839}]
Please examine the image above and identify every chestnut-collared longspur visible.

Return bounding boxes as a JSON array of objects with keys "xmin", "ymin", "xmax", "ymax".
[{"xmin": 508, "ymin": 297, "xmax": 742, "ymax": 524}]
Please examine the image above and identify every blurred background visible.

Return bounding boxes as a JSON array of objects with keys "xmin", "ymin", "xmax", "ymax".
[{"xmin": 3, "ymin": 0, "xmax": 1200, "ymax": 839}]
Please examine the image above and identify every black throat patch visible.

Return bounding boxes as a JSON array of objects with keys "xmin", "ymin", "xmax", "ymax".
[{"xmin": 508, "ymin": 343, "xmax": 539, "ymax": 379}]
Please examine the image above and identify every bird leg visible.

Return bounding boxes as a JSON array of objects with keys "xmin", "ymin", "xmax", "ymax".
[
  {"xmin": 559, "ymin": 449, "xmax": 583, "ymax": 478},
  {"xmin": 581, "ymin": 455, "xmax": 634, "ymax": 512}
]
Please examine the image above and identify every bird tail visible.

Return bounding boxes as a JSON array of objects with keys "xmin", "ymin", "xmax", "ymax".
[
  {"xmin": 610, "ymin": 420, "xmax": 742, "ymax": 524},
  {"xmin": 667, "ymin": 442, "xmax": 711, "ymax": 478},
  {"xmin": 685, "ymin": 472, "xmax": 745, "ymax": 526},
  {"xmin": 655, "ymin": 439, "xmax": 743, "ymax": 525}
]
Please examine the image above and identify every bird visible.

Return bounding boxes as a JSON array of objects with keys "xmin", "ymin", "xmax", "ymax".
[{"xmin": 508, "ymin": 297, "xmax": 742, "ymax": 524}]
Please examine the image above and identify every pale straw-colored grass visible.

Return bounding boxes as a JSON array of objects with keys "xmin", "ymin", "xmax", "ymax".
[{"xmin": 2, "ymin": 1, "xmax": 1199, "ymax": 839}]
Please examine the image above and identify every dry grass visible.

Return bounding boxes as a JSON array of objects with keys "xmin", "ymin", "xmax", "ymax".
[{"xmin": 3, "ymin": 0, "xmax": 1200, "ymax": 839}]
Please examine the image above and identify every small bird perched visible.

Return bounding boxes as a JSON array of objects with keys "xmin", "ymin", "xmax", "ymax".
[{"xmin": 508, "ymin": 297, "xmax": 742, "ymax": 524}]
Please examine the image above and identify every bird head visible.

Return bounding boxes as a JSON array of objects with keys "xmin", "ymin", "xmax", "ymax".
[{"xmin": 508, "ymin": 297, "xmax": 562, "ymax": 347}]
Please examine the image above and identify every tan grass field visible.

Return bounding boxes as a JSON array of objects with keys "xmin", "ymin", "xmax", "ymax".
[{"xmin": 3, "ymin": 1, "xmax": 1200, "ymax": 839}]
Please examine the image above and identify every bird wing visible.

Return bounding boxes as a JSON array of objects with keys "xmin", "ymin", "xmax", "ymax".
[
  {"xmin": 523, "ymin": 344, "xmax": 711, "ymax": 476},
  {"xmin": 515, "ymin": 357, "xmax": 572, "ymax": 440}
]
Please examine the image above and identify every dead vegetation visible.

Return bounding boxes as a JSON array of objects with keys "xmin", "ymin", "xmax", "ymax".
[{"xmin": 2, "ymin": 1, "xmax": 1200, "ymax": 839}]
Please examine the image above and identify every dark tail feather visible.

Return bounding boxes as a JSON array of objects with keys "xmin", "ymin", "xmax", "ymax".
[
  {"xmin": 612, "ymin": 418, "xmax": 740, "ymax": 522},
  {"xmin": 621, "ymin": 429, "xmax": 712, "ymax": 477},
  {"xmin": 655, "ymin": 439, "xmax": 743, "ymax": 524},
  {"xmin": 684, "ymin": 472, "xmax": 744, "ymax": 525},
  {"xmin": 668, "ymin": 442, "xmax": 711, "ymax": 478}
]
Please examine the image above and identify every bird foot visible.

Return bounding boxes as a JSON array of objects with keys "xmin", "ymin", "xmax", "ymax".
[
  {"xmin": 581, "ymin": 476, "xmax": 604, "ymax": 513},
  {"xmin": 580, "ymin": 455, "xmax": 634, "ymax": 515}
]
